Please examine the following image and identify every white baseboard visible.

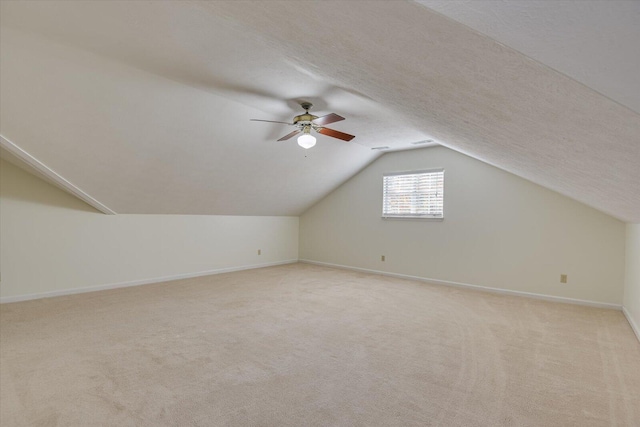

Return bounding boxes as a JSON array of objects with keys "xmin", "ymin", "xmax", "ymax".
[
  {"xmin": 622, "ymin": 307, "xmax": 640, "ymax": 343},
  {"xmin": 0, "ymin": 260, "xmax": 298, "ymax": 304},
  {"xmin": 299, "ymin": 259, "xmax": 622, "ymax": 310}
]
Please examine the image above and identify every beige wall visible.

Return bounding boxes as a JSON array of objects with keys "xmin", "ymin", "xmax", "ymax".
[
  {"xmin": 0, "ymin": 159, "xmax": 298, "ymax": 301},
  {"xmin": 624, "ymin": 224, "xmax": 640, "ymax": 338},
  {"xmin": 2, "ymin": 146, "xmax": 632, "ymax": 310},
  {"xmin": 300, "ymin": 146, "xmax": 625, "ymax": 305}
]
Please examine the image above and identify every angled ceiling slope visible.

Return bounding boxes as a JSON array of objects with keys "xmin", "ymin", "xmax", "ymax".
[
  {"xmin": 1, "ymin": 1, "xmax": 639, "ymax": 221},
  {"xmin": 418, "ymin": 0, "xmax": 640, "ymax": 114},
  {"xmin": 0, "ymin": 1, "xmax": 430, "ymax": 216},
  {"xmin": 206, "ymin": 0, "xmax": 640, "ymax": 222}
]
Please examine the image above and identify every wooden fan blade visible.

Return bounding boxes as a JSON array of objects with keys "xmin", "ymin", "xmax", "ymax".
[
  {"xmin": 317, "ymin": 127, "xmax": 355, "ymax": 141},
  {"xmin": 250, "ymin": 119, "xmax": 293, "ymax": 125},
  {"xmin": 312, "ymin": 113, "xmax": 345, "ymax": 126},
  {"xmin": 277, "ymin": 130, "xmax": 301, "ymax": 141}
]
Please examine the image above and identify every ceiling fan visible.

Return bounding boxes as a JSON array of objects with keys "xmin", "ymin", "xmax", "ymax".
[{"xmin": 250, "ymin": 102, "xmax": 355, "ymax": 149}]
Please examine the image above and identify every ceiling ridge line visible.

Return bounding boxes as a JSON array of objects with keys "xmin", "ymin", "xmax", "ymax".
[
  {"xmin": 0, "ymin": 134, "xmax": 117, "ymax": 215},
  {"xmin": 415, "ymin": 1, "xmax": 640, "ymax": 117}
]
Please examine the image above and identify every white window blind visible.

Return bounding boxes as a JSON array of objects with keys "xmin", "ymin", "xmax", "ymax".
[{"xmin": 382, "ymin": 169, "xmax": 444, "ymax": 219}]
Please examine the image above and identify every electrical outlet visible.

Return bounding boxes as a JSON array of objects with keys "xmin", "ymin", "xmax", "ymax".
[
  {"xmin": 381, "ymin": 255, "xmax": 385, "ymax": 262},
  {"xmin": 258, "ymin": 249, "xmax": 261, "ymax": 255},
  {"xmin": 560, "ymin": 274, "xmax": 567, "ymax": 283}
]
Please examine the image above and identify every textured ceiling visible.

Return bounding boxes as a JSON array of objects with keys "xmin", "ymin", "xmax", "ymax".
[
  {"xmin": 0, "ymin": 1, "xmax": 431, "ymax": 215},
  {"xmin": 418, "ymin": 0, "xmax": 640, "ymax": 114},
  {"xmin": 1, "ymin": 1, "xmax": 638, "ymax": 221}
]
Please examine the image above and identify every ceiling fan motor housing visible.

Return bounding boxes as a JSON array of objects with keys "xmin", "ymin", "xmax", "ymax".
[
  {"xmin": 293, "ymin": 101, "xmax": 317, "ymax": 126},
  {"xmin": 293, "ymin": 114, "xmax": 318, "ymax": 125}
]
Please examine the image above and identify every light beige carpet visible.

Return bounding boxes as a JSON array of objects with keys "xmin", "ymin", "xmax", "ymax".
[{"xmin": 1, "ymin": 263, "xmax": 639, "ymax": 426}]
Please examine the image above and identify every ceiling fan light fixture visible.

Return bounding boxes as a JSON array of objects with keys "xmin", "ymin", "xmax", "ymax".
[{"xmin": 297, "ymin": 133, "xmax": 316, "ymax": 149}]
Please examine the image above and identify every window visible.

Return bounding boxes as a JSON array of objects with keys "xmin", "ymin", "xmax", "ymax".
[{"xmin": 382, "ymin": 169, "xmax": 444, "ymax": 219}]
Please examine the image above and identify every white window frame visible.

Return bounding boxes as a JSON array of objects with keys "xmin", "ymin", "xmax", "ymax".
[{"xmin": 382, "ymin": 168, "xmax": 444, "ymax": 220}]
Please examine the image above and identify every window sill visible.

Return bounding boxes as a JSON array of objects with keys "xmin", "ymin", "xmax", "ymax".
[{"xmin": 382, "ymin": 216, "xmax": 444, "ymax": 221}]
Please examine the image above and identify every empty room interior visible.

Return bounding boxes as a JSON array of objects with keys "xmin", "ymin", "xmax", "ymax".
[{"xmin": 1, "ymin": 1, "xmax": 639, "ymax": 425}]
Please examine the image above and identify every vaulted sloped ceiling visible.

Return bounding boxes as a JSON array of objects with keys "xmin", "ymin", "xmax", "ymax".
[
  {"xmin": 1, "ymin": 1, "xmax": 639, "ymax": 221},
  {"xmin": 418, "ymin": 0, "xmax": 640, "ymax": 114}
]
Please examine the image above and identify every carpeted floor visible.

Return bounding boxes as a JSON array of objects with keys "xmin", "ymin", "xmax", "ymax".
[{"xmin": 1, "ymin": 263, "xmax": 639, "ymax": 426}]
